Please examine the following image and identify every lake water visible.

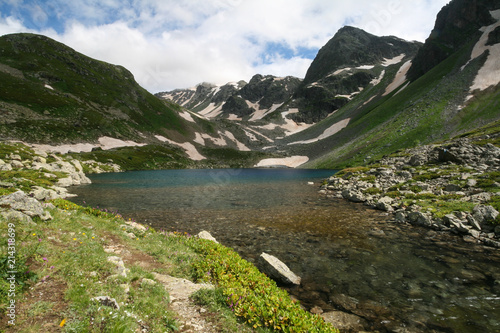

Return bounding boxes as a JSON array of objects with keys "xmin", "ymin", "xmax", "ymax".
[{"xmin": 69, "ymin": 169, "xmax": 500, "ymax": 333}]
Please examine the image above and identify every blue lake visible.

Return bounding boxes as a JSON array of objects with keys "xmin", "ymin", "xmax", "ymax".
[{"xmin": 70, "ymin": 168, "xmax": 500, "ymax": 333}]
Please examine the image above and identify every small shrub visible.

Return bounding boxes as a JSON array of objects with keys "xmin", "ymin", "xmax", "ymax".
[{"xmin": 191, "ymin": 240, "xmax": 338, "ymax": 332}]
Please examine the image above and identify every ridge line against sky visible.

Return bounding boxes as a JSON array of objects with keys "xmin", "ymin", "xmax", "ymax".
[{"xmin": 0, "ymin": 0, "xmax": 450, "ymax": 93}]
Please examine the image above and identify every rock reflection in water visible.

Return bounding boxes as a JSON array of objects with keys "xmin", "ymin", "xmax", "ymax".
[{"xmin": 70, "ymin": 169, "xmax": 500, "ymax": 333}]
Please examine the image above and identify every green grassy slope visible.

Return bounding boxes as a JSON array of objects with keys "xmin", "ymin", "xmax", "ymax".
[
  {"xmin": 0, "ymin": 33, "xmax": 188, "ymax": 143},
  {"xmin": 295, "ymin": 39, "xmax": 500, "ymax": 168}
]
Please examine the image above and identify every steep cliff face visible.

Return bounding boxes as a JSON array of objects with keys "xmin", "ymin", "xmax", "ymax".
[{"xmin": 407, "ymin": 0, "xmax": 500, "ymax": 81}]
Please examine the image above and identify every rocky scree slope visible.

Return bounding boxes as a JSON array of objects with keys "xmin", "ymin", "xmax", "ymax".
[{"xmin": 321, "ymin": 138, "xmax": 500, "ymax": 248}]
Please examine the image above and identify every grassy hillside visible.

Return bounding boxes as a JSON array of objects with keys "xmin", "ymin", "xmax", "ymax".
[
  {"xmin": 296, "ymin": 37, "xmax": 500, "ymax": 169},
  {"xmin": 0, "ymin": 33, "xmax": 188, "ymax": 144}
]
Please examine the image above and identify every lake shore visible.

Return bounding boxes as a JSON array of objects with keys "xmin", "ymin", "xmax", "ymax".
[{"xmin": 320, "ymin": 137, "xmax": 500, "ymax": 248}]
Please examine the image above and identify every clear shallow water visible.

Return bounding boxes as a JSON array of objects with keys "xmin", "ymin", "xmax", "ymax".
[{"xmin": 69, "ymin": 169, "xmax": 500, "ymax": 333}]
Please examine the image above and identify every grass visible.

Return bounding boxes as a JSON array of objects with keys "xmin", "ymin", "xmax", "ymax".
[{"xmin": 0, "ymin": 200, "xmax": 338, "ymax": 332}]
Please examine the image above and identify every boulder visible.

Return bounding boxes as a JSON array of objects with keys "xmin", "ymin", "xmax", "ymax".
[
  {"xmin": 444, "ymin": 184, "xmax": 462, "ymax": 192},
  {"xmin": 443, "ymin": 214, "xmax": 470, "ymax": 234},
  {"xmin": 408, "ymin": 154, "xmax": 427, "ymax": 166},
  {"xmin": 342, "ymin": 189, "xmax": 367, "ymax": 203},
  {"xmin": 259, "ymin": 253, "xmax": 301, "ymax": 286},
  {"xmin": 30, "ymin": 186, "xmax": 60, "ymax": 201},
  {"xmin": 197, "ymin": 230, "xmax": 219, "ymax": 243},
  {"xmin": 407, "ymin": 211, "xmax": 433, "ymax": 227},
  {"xmin": 0, "ymin": 190, "xmax": 47, "ymax": 219},
  {"xmin": 0, "ymin": 210, "xmax": 35, "ymax": 225},
  {"xmin": 473, "ymin": 205, "xmax": 499, "ymax": 226},
  {"xmin": 376, "ymin": 196, "xmax": 394, "ymax": 212}
]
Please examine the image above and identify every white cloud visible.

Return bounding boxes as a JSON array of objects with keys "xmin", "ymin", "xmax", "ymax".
[{"xmin": 0, "ymin": 0, "xmax": 450, "ymax": 92}]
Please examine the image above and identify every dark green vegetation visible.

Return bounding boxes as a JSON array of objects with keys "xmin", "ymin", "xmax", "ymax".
[{"xmin": 69, "ymin": 145, "xmax": 273, "ymax": 171}]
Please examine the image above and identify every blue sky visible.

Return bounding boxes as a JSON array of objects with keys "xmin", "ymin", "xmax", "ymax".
[{"xmin": 0, "ymin": 0, "xmax": 450, "ymax": 92}]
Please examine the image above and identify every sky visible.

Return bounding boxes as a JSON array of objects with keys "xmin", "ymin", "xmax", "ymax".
[{"xmin": 0, "ymin": 0, "xmax": 450, "ymax": 93}]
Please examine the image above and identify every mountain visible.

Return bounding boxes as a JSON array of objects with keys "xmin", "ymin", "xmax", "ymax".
[
  {"xmin": 291, "ymin": 0, "xmax": 500, "ymax": 168},
  {"xmin": 159, "ymin": 27, "xmax": 421, "ymax": 124},
  {"xmin": 160, "ymin": 0, "xmax": 500, "ymax": 169},
  {"xmin": 0, "ymin": 33, "xmax": 191, "ymax": 144},
  {"xmin": 157, "ymin": 74, "xmax": 302, "ymax": 121},
  {"xmin": 0, "ymin": 33, "xmax": 272, "ymax": 168},
  {"xmin": 2, "ymin": 0, "xmax": 500, "ymax": 170},
  {"xmin": 408, "ymin": 0, "xmax": 500, "ymax": 81},
  {"xmin": 291, "ymin": 26, "xmax": 421, "ymax": 123}
]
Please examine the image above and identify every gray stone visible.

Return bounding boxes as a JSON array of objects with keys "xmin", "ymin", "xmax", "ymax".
[
  {"xmin": 107, "ymin": 256, "xmax": 129, "ymax": 278},
  {"xmin": 473, "ymin": 205, "xmax": 499, "ymax": 225},
  {"xmin": 0, "ymin": 209, "xmax": 35, "ymax": 224},
  {"xmin": 0, "ymin": 164, "xmax": 13, "ymax": 171},
  {"xmin": 443, "ymin": 214, "xmax": 470, "ymax": 233},
  {"xmin": 466, "ymin": 179, "xmax": 477, "ymax": 187},
  {"xmin": 9, "ymin": 154, "xmax": 22, "ymax": 161},
  {"xmin": 466, "ymin": 214, "xmax": 482, "ymax": 230},
  {"xmin": 409, "ymin": 154, "xmax": 427, "ymax": 166},
  {"xmin": 408, "ymin": 211, "xmax": 433, "ymax": 227},
  {"xmin": 259, "ymin": 252, "xmax": 301, "ymax": 285},
  {"xmin": 0, "ymin": 190, "xmax": 45, "ymax": 218},
  {"xmin": 342, "ymin": 189, "xmax": 367, "ymax": 203},
  {"xmin": 30, "ymin": 186, "xmax": 60, "ymax": 201},
  {"xmin": 394, "ymin": 210, "xmax": 407, "ymax": 223},
  {"xmin": 197, "ymin": 230, "xmax": 219, "ymax": 243},
  {"xmin": 376, "ymin": 196, "xmax": 394, "ymax": 212},
  {"xmin": 10, "ymin": 160, "xmax": 24, "ymax": 168},
  {"xmin": 444, "ymin": 184, "xmax": 462, "ymax": 192},
  {"xmin": 0, "ymin": 181, "xmax": 14, "ymax": 188}
]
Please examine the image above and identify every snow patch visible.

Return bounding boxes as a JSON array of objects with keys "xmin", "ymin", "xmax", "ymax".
[
  {"xmin": 370, "ymin": 70, "xmax": 385, "ymax": 86},
  {"xmin": 227, "ymin": 114, "xmax": 242, "ymax": 121},
  {"xmin": 198, "ymin": 103, "xmax": 223, "ymax": 118},
  {"xmin": 383, "ymin": 60, "xmax": 412, "ymax": 96},
  {"xmin": 222, "ymin": 131, "xmax": 250, "ymax": 151},
  {"xmin": 255, "ymin": 156, "xmax": 309, "ymax": 168},
  {"xmin": 288, "ymin": 118, "xmax": 350, "ymax": 145},
  {"xmin": 44, "ymin": 84, "xmax": 54, "ymax": 90},
  {"xmin": 178, "ymin": 111, "xmax": 196, "ymax": 123},
  {"xmin": 466, "ymin": 10, "xmax": 500, "ymax": 92},
  {"xmin": 29, "ymin": 136, "xmax": 147, "ymax": 154},
  {"xmin": 193, "ymin": 132, "xmax": 206, "ymax": 146},
  {"xmin": 155, "ymin": 135, "xmax": 206, "ymax": 160},
  {"xmin": 382, "ymin": 54, "xmax": 406, "ymax": 66},
  {"xmin": 249, "ymin": 103, "xmax": 283, "ymax": 121}
]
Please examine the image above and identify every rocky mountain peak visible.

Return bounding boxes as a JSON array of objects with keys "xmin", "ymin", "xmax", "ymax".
[{"xmin": 303, "ymin": 26, "xmax": 420, "ymax": 86}]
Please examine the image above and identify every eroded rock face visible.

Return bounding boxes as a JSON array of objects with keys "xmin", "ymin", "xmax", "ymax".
[{"xmin": 258, "ymin": 252, "xmax": 301, "ymax": 286}]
